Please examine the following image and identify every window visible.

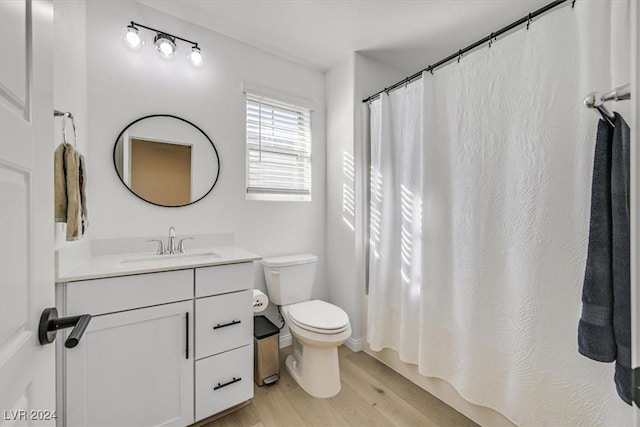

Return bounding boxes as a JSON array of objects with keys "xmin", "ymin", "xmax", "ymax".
[{"xmin": 245, "ymin": 93, "xmax": 312, "ymax": 201}]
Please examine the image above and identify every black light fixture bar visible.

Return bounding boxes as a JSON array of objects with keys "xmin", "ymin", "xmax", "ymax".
[
  {"xmin": 362, "ymin": 0, "xmax": 570, "ymax": 103},
  {"xmin": 130, "ymin": 21, "xmax": 199, "ymax": 47}
]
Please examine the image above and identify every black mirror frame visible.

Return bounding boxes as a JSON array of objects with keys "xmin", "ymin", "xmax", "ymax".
[{"xmin": 112, "ymin": 114, "xmax": 220, "ymax": 208}]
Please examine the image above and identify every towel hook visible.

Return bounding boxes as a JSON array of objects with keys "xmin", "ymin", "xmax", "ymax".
[{"xmin": 54, "ymin": 110, "xmax": 77, "ymax": 147}]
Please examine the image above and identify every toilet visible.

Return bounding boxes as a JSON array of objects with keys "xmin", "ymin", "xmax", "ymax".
[{"xmin": 262, "ymin": 254, "xmax": 351, "ymax": 398}]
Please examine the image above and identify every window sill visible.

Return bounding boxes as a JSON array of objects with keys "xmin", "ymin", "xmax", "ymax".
[{"xmin": 246, "ymin": 193, "xmax": 311, "ymax": 202}]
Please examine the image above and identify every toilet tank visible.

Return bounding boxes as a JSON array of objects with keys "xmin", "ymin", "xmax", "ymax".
[{"xmin": 262, "ymin": 254, "xmax": 317, "ymax": 306}]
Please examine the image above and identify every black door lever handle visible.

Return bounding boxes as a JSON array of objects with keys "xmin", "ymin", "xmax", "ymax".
[{"xmin": 38, "ymin": 307, "xmax": 92, "ymax": 348}]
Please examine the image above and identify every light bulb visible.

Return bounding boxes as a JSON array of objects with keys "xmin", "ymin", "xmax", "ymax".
[
  {"xmin": 154, "ymin": 33, "xmax": 176, "ymax": 58},
  {"xmin": 122, "ymin": 25, "xmax": 144, "ymax": 50},
  {"xmin": 188, "ymin": 46, "xmax": 203, "ymax": 67},
  {"xmin": 159, "ymin": 41, "xmax": 173, "ymax": 55}
]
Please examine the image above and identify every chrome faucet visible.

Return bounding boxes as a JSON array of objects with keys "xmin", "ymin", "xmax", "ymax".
[
  {"xmin": 177, "ymin": 237, "xmax": 194, "ymax": 254},
  {"xmin": 147, "ymin": 227, "xmax": 194, "ymax": 255},
  {"xmin": 167, "ymin": 227, "xmax": 177, "ymax": 254},
  {"xmin": 146, "ymin": 239, "xmax": 166, "ymax": 255}
]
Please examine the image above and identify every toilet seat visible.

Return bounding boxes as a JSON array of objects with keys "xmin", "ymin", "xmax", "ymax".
[{"xmin": 284, "ymin": 300, "xmax": 350, "ymax": 334}]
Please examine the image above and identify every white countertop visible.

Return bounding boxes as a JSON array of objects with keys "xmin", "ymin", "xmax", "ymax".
[{"xmin": 56, "ymin": 246, "xmax": 262, "ymax": 282}]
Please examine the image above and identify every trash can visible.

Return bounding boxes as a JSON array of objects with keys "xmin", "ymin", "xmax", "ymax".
[{"xmin": 254, "ymin": 315, "xmax": 279, "ymax": 386}]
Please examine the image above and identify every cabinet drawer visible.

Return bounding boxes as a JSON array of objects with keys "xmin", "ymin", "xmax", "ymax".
[
  {"xmin": 195, "ymin": 345, "xmax": 253, "ymax": 421},
  {"xmin": 66, "ymin": 270, "xmax": 193, "ymax": 316},
  {"xmin": 195, "ymin": 262, "xmax": 253, "ymax": 298},
  {"xmin": 195, "ymin": 290, "xmax": 252, "ymax": 358}
]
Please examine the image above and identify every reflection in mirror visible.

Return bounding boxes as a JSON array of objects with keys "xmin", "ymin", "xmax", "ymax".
[{"xmin": 113, "ymin": 115, "xmax": 220, "ymax": 207}]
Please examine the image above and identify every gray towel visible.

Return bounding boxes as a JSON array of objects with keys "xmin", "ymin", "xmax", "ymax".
[
  {"xmin": 578, "ymin": 119, "xmax": 615, "ymax": 361},
  {"xmin": 578, "ymin": 113, "xmax": 631, "ymax": 405},
  {"xmin": 610, "ymin": 113, "xmax": 631, "ymax": 405}
]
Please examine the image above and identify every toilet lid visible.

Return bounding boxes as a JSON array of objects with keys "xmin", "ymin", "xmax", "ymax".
[{"xmin": 286, "ymin": 300, "xmax": 349, "ymax": 331}]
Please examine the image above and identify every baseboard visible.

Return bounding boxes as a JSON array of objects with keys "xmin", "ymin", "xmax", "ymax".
[
  {"xmin": 279, "ymin": 332, "xmax": 292, "ymax": 348},
  {"xmin": 345, "ymin": 336, "xmax": 363, "ymax": 352}
]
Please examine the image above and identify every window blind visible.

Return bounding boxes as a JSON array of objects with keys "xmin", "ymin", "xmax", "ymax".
[{"xmin": 246, "ymin": 93, "xmax": 312, "ymax": 199}]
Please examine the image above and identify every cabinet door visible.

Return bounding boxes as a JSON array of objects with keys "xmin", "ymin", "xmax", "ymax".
[{"xmin": 65, "ymin": 301, "xmax": 193, "ymax": 427}]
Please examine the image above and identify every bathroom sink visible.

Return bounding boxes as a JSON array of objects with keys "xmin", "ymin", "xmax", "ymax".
[{"xmin": 116, "ymin": 251, "xmax": 221, "ymax": 268}]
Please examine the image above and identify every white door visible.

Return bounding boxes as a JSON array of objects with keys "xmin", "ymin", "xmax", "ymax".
[
  {"xmin": 0, "ymin": 0, "xmax": 55, "ymax": 424},
  {"xmin": 65, "ymin": 301, "xmax": 194, "ymax": 427}
]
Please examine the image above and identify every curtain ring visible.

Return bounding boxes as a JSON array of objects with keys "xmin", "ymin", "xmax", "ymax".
[
  {"xmin": 404, "ymin": 77, "xmax": 410, "ymax": 88},
  {"xmin": 571, "ymin": 0, "xmax": 576, "ymax": 8},
  {"xmin": 488, "ymin": 32, "xmax": 494, "ymax": 48},
  {"xmin": 457, "ymin": 50, "xmax": 462, "ymax": 63},
  {"xmin": 526, "ymin": 12, "xmax": 532, "ymax": 30},
  {"xmin": 428, "ymin": 66, "xmax": 433, "ymax": 75}
]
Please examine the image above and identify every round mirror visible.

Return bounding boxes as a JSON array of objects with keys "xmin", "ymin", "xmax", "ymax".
[{"xmin": 113, "ymin": 115, "xmax": 220, "ymax": 207}]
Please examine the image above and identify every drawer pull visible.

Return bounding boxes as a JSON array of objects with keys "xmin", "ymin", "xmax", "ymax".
[
  {"xmin": 185, "ymin": 312, "xmax": 189, "ymax": 360},
  {"xmin": 213, "ymin": 377, "xmax": 242, "ymax": 391},
  {"xmin": 213, "ymin": 320, "xmax": 241, "ymax": 330}
]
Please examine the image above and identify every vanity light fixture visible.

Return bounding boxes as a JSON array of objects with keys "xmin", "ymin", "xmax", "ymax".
[
  {"xmin": 123, "ymin": 21, "xmax": 202, "ymax": 67},
  {"xmin": 123, "ymin": 23, "xmax": 144, "ymax": 50},
  {"xmin": 188, "ymin": 46, "xmax": 203, "ymax": 67},
  {"xmin": 154, "ymin": 33, "xmax": 177, "ymax": 58}
]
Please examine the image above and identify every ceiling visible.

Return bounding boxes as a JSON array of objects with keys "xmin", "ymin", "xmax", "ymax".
[{"xmin": 138, "ymin": 0, "xmax": 554, "ymax": 73}]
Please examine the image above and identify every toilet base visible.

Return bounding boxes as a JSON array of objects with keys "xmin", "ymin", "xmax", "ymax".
[{"xmin": 285, "ymin": 336, "xmax": 341, "ymax": 398}]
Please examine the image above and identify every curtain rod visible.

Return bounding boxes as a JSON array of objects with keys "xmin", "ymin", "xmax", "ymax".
[{"xmin": 362, "ymin": 0, "xmax": 571, "ymax": 103}]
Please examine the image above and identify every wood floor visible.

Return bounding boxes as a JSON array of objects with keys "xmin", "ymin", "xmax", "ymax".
[{"xmin": 204, "ymin": 346, "xmax": 478, "ymax": 427}]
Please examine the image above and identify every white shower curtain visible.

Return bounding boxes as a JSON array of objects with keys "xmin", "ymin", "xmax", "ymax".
[{"xmin": 367, "ymin": 2, "xmax": 632, "ymax": 426}]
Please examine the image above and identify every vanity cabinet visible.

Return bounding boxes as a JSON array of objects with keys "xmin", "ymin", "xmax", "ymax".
[{"xmin": 57, "ymin": 261, "xmax": 255, "ymax": 427}]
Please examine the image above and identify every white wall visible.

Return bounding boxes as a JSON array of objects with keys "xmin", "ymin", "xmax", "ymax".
[
  {"xmin": 325, "ymin": 55, "xmax": 358, "ymax": 348},
  {"xmin": 353, "ymin": 54, "xmax": 406, "ymax": 316},
  {"xmin": 84, "ymin": 0, "xmax": 328, "ymax": 317},
  {"xmin": 325, "ymin": 53, "xmax": 403, "ymax": 350},
  {"xmin": 53, "ymin": 0, "xmax": 88, "ymax": 248}
]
